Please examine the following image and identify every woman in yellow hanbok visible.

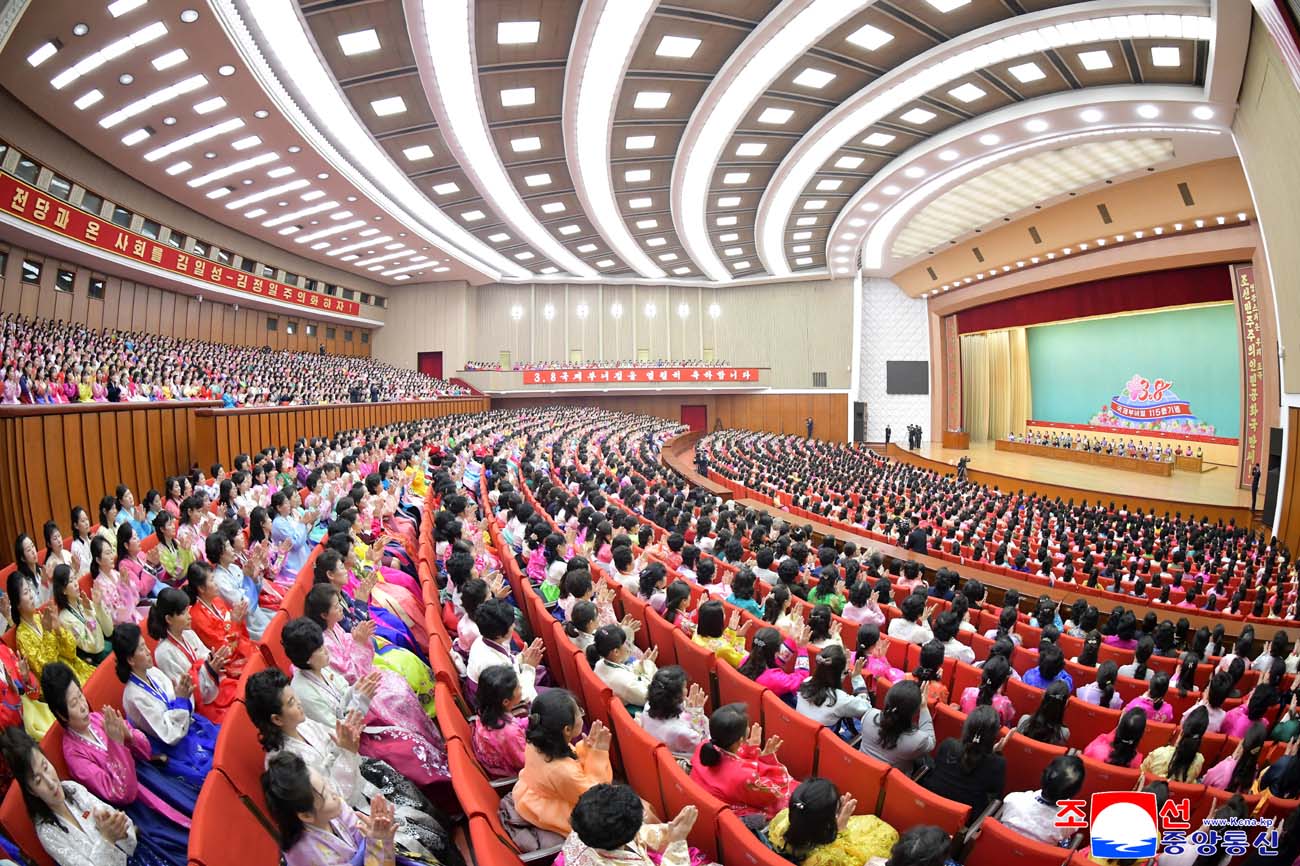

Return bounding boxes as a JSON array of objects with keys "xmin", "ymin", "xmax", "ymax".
[
  {"xmin": 766, "ymin": 779, "xmax": 899, "ymax": 866},
  {"xmin": 8, "ymin": 571, "xmax": 95, "ymax": 684}
]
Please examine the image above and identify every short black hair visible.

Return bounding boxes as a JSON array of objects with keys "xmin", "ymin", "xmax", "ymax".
[
  {"xmin": 40, "ymin": 662, "xmax": 78, "ymax": 725},
  {"xmin": 245, "ymin": 667, "xmax": 292, "ymax": 751},
  {"xmin": 282, "ymin": 617, "xmax": 325, "ymax": 669},
  {"xmin": 571, "ymin": 784, "xmax": 643, "ymax": 850}
]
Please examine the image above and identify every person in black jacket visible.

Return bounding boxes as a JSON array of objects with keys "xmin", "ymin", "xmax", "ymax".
[{"xmin": 905, "ymin": 519, "xmax": 928, "ymax": 556}]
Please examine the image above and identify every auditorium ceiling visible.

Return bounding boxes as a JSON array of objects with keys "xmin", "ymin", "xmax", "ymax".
[{"xmin": 0, "ymin": 0, "xmax": 1251, "ymax": 288}]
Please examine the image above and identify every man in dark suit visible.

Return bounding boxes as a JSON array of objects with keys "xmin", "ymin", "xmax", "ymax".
[
  {"xmin": 905, "ymin": 518, "xmax": 928, "ymax": 555},
  {"xmin": 1251, "ymin": 463, "xmax": 1262, "ymax": 511},
  {"xmin": 806, "ymin": 417, "xmax": 814, "ymax": 439},
  {"xmin": 884, "ymin": 424, "xmax": 892, "ymax": 445}
]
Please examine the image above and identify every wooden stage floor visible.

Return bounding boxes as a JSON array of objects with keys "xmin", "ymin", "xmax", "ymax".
[{"xmin": 903, "ymin": 441, "xmax": 1250, "ymax": 510}]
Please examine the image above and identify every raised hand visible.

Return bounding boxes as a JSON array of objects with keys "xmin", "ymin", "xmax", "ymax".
[
  {"xmin": 586, "ymin": 720, "xmax": 612, "ymax": 751},
  {"xmin": 174, "ymin": 672, "xmax": 194, "ymax": 700},
  {"xmin": 727, "ymin": 609, "xmax": 742, "ymax": 632},
  {"xmin": 353, "ymin": 619, "xmax": 377, "ymax": 646},
  {"xmin": 364, "ymin": 795, "xmax": 397, "ymax": 847},
  {"xmin": 209, "ymin": 643, "xmax": 232, "ymax": 673},
  {"xmin": 685, "ymin": 683, "xmax": 708, "ymax": 711},
  {"xmin": 745, "ymin": 722, "xmax": 763, "ymax": 748},
  {"xmin": 336, "ymin": 710, "xmax": 363, "ymax": 753},
  {"xmin": 852, "ymin": 655, "xmax": 867, "ymax": 679},
  {"xmin": 93, "ymin": 808, "xmax": 131, "ymax": 843},
  {"xmin": 761, "ymin": 734, "xmax": 783, "ymax": 757},
  {"xmin": 665, "ymin": 804, "xmax": 698, "ymax": 844},
  {"xmin": 830, "ymin": 620, "xmax": 842, "ymax": 642},
  {"xmin": 357, "ymin": 671, "xmax": 382, "ymax": 701},
  {"xmin": 146, "ymin": 546, "xmax": 161, "ymax": 567},
  {"xmin": 40, "ymin": 604, "xmax": 58, "ymax": 632},
  {"xmin": 102, "ymin": 706, "xmax": 128, "ymax": 744},
  {"xmin": 642, "ymin": 646, "xmax": 659, "ymax": 667},
  {"xmin": 232, "ymin": 598, "xmax": 250, "ymax": 621},
  {"xmin": 619, "ymin": 614, "xmax": 641, "ymax": 634},
  {"xmin": 520, "ymin": 638, "xmax": 545, "ymax": 667},
  {"xmin": 835, "ymin": 792, "xmax": 858, "ymax": 831}
]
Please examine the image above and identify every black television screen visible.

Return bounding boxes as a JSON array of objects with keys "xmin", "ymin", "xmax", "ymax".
[{"xmin": 886, "ymin": 361, "xmax": 929, "ymax": 394}]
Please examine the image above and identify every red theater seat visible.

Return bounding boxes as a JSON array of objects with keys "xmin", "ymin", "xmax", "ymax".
[
  {"xmin": 879, "ymin": 769, "xmax": 971, "ymax": 837},
  {"xmin": 965, "ymin": 818, "xmax": 1076, "ymax": 866},
  {"xmin": 656, "ymin": 748, "xmax": 726, "ymax": 862}
]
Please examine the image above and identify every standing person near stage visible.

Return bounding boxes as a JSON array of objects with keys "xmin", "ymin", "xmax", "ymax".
[{"xmin": 1251, "ymin": 463, "xmax": 1262, "ymax": 511}]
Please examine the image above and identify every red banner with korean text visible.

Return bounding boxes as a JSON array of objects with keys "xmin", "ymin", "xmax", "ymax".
[
  {"xmin": 1232, "ymin": 264, "xmax": 1263, "ymax": 487},
  {"xmin": 0, "ymin": 172, "xmax": 360, "ymax": 317},
  {"xmin": 522, "ymin": 367, "xmax": 761, "ymax": 386}
]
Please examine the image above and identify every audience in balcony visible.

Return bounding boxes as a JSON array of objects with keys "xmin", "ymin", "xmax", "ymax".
[{"xmin": 464, "ymin": 358, "xmax": 731, "ymax": 371}]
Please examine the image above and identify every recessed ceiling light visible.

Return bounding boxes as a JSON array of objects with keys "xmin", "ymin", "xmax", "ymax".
[
  {"xmin": 268, "ymin": 166, "xmax": 294, "ymax": 178},
  {"xmin": 497, "ymin": 21, "xmax": 540, "ymax": 45},
  {"xmin": 723, "ymin": 172, "xmax": 750, "ymax": 185},
  {"xmin": 596, "ymin": 259, "xmax": 615, "ymax": 268},
  {"xmin": 461, "ymin": 210, "xmax": 485, "ymax": 222},
  {"xmin": 795, "ymin": 256, "xmax": 814, "ymax": 266},
  {"xmin": 1151, "ymin": 46, "xmax": 1181, "ymax": 67},
  {"xmin": 792, "ymin": 231, "xmax": 812, "ymax": 240},
  {"xmin": 338, "ymin": 29, "xmax": 380, "ymax": 56},
  {"xmin": 193, "ymin": 96, "xmax": 226, "ymax": 114},
  {"xmin": 717, "ymin": 195, "xmax": 741, "ymax": 207},
  {"xmin": 815, "ymin": 179, "xmax": 843, "ymax": 191},
  {"xmin": 72, "ymin": 22, "xmax": 89, "ymax": 36},
  {"xmin": 791, "ymin": 244, "xmax": 810, "ymax": 253},
  {"xmin": 1080, "ymin": 108, "xmax": 1104, "ymax": 123},
  {"xmin": 558, "ymin": 224, "xmax": 580, "ymax": 235},
  {"xmin": 205, "ymin": 186, "xmax": 230, "ymax": 199},
  {"xmin": 510, "ymin": 136, "xmax": 541, "ymax": 152},
  {"xmin": 845, "ymin": 23, "xmax": 893, "ymax": 51},
  {"xmin": 625, "ymin": 135, "xmax": 655, "ymax": 150},
  {"xmin": 978, "ymin": 132, "xmax": 1000, "ymax": 146},
  {"xmin": 577, "ymin": 243, "xmax": 597, "ymax": 253},
  {"xmin": 1193, "ymin": 105, "xmax": 1215, "ymax": 120},
  {"xmin": 723, "ymin": 247, "xmax": 743, "ymax": 256},
  {"xmin": 180, "ymin": 9, "xmax": 199, "ymax": 23},
  {"xmin": 881, "ymin": 185, "xmax": 900, "ymax": 195},
  {"xmin": 253, "ymin": 109, "xmax": 268, "ymax": 119},
  {"xmin": 217, "ymin": 64, "xmax": 235, "ymax": 77},
  {"xmin": 108, "ymin": 0, "xmax": 146, "ymax": 17},
  {"xmin": 795, "ymin": 216, "xmax": 818, "ymax": 225},
  {"xmin": 488, "ymin": 232, "xmax": 510, "ymax": 242},
  {"xmin": 938, "ymin": 149, "xmax": 959, "ymax": 161},
  {"xmin": 803, "ymin": 199, "xmax": 827, "ymax": 210},
  {"xmin": 540, "ymin": 201, "xmax": 565, "ymax": 214},
  {"xmin": 863, "ymin": 132, "xmax": 895, "ymax": 147},
  {"xmin": 1008, "ymin": 62, "xmax": 1045, "ymax": 83},
  {"xmin": 1136, "ymin": 104, "xmax": 1160, "ymax": 119},
  {"xmin": 27, "ymin": 41, "xmax": 58, "ymax": 67},
  {"xmin": 514, "ymin": 251, "xmax": 535, "ymax": 260},
  {"xmin": 636, "ymin": 219, "xmax": 658, "ymax": 229},
  {"xmin": 673, "ymin": 266, "xmax": 691, "ymax": 275},
  {"xmin": 231, "ymin": 135, "xmax": 261, "ymax": 150},
  {"xmin": 524, "ymin": 172, "xmax": 551, "ymax": 187},
  {"xmin": 656, "ymin": 35, "xmax": 701, "ymax": 58},
  {"xmin": 835, "ymin": 155, "xmax": 864, "ymax": 169},
  {"xmin": 152, "ymin": 48, "xmax": 187, "ymax": 71},
  {"xmin": 716, "ymin": 216, "xmax": 737, "ymax": 226},
  {"xmin": 925, "ymin": 0, "xmax": 971, "ymax": 10},
  {"xmin": 634, "ymin": 91, "xmax": 670, "ymax": 110},
  {"xmin": 732, "ymin": 261, "xmax": 750, "ymax": 270},
  {"xmin": 624, "ymin": 168, "xmax": 651, "ymax": 182},
  {"xmin": 371, "ymin": 96, "xmax": 406, "ymax": 116},
  {"xmin": 948, "ymin": 83, "xmax": 986, "ymax": 103},
  {"xmin": 121, "ymin": 128, "xmax": 151, "ymax": 146},
  {"xmin": 432, "ymin": 181, "xmax": 460, "ymax": 195},
  {"xmin": 165, "ymin": 161, "xmax": 190, "ymax": 175},
  {"xmin": 903, "ymin": 166, "xmax": 925, "ymax": 178},
  {"xmin": 719, "ymin": 232, "xmax": 739, "ymax": 242},
  {"xmin": 118, "ymin": 73, "xmax": 134, "ymax": 85},
  {"xmin": 900, "ymin": 107, "xmax": 936, "ymax": 124},
  {"xmin": 736, "ymin": 142, "xmax": 767, "ymax": 157},
  {"xmin": 1024, "ymin": 118, "xmax": 1049, "ymax": 132},
  {"xmin": 1078, "ymin": 49, "xmax": 1112, "ymax": 70},
  {"xmin": 628, "ymin": 197, "xmax": 653, "ymax": 209},
  {"xmin": 74, "ymin": 89, "xmax": 103, "ymax": 110},
  {"xmin": 403, "ymin": 144, "xmax": 434, "ymax": 161},
  {"xmin": 793, "ymin": 68, "xmax": 836, "ymax": 89},
  {"xmin": 500, "ymin": 86, "xmax": 535, "ymax": 107},
  {"xmin": 758, "ymin": 106, "xmax": 794, "ymax": 124}
]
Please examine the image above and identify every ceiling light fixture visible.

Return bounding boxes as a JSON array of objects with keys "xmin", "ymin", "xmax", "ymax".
[
  {"xmin": 497, "ymin": 21, "xmax": 539, "ymax": 45},
  {"xmin": 99, "ymin": 73, "xmax": 207, "ymax": 128},
  {"xmin": 338, "ymin": 29, "xmax": 380, "ymax": 56},
  {"xmin": 51, "ymin": 20, "xmax": 166, "ymax": 89},
  {"xmin": 845, "ymin": 22, "xmax": 893, "ymax": 51},
  {"xmin": 143, "ymin": 116, "xmax": 243, "ymax": 161},
  {"xmin": 655, "ymin": 35, "xmax": 700, "ymax": 58}
]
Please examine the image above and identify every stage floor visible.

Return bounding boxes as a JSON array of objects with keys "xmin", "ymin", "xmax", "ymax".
[{"xmin": 903, "ymin": 441, "xmax": 1251, "ymax": 510}]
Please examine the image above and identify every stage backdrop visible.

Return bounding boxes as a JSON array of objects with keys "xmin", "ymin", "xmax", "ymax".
[{"xmin": 1027, "ymin": 304, "xmax": 1241, "ymax": 439}]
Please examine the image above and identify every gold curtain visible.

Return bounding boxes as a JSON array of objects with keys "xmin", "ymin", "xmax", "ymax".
[{"xmin": 961, "ymin": 328, "xmax": 1032, "ymax": 442}]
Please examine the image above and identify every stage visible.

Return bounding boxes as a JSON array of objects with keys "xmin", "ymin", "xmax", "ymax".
[{"xmin": 889, "ymin": 440, "xmax": 1252, "ymax": 521}]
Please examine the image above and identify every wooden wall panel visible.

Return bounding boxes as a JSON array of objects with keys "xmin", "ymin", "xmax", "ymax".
[{"xmin": 1277, "ymin": 407, "xmax": 1300, "ymax": 556}]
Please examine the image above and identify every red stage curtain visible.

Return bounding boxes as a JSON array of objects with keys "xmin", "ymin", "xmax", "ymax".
[{"xmin": 956, "ymin": 264, "xmax": 1233, "ymax": 335}]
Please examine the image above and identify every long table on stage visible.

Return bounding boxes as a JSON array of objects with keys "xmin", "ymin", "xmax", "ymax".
[{"xmin": 995, "ymin": 438, "xmax": 1172, "ymax": 476}]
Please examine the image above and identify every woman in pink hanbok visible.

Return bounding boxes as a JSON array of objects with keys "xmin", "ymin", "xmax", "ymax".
[
  {"xmin": 90, "ymin": 537, "xmax": 144, "ymax": 626},
  {"xmin": 283, "ymin": 616, "xmax": 448, "ymax": 789},
  {"xmin": 325, "ymin": 532, "xmax": 428, "ymax": 655}
]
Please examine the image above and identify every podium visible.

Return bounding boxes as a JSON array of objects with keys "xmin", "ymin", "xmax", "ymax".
[{"xmin": 942, "ymin": 430, "xmax": 970, "ymax": 449}]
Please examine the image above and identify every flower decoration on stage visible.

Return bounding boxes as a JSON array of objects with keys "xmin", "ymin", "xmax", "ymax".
[{"xmin": 1089, "ymin": 374, "xmax": 1216, "ymax": 436}]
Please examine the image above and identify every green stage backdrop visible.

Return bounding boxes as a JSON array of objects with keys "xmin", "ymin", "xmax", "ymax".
[{"xmin": 1027, "ymin": 303, "xmax": 1240, "ymax": 438}]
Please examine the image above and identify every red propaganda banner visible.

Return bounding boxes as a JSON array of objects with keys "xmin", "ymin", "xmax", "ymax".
[
  {"xmin": 0, "ymin": 172, "xmax": 360, "ymax": 317},
  {"xmin": 522, "ymin": 368, "xmax": 761, "ymax": 386}
]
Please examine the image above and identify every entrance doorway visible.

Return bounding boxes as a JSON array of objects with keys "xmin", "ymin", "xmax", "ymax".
[
  {"xmin": 680, "ymin": 405, "xmax": 707, "ymax": 432},
  {"xmin": 417, "ymin": 351, "xmax": 443, "ymax": 379}
]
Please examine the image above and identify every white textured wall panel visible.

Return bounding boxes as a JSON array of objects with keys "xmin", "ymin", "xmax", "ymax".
[{"xmin": 858, "ymin": 277, "xmax": 932, "ymax": 442}]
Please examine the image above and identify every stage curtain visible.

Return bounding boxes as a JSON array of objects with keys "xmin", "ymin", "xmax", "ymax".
[
  {"xmin": 961, "ymin": 328, "xmax": 1032, "ymax": 442},
  {"xmin": 956, "ymin": 264, "xmax": 1232, "ymax": 334}
]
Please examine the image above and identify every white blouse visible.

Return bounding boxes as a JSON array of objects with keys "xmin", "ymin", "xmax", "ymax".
[
  {"xmin": 122, "ymin": 667, "xmax": 195, "ymax": 745},
  {"xmin": 153, "ymin": 631, "xmax": 220, "ymax": 708},
  {"xmin": 291, "ymin": 667, "xmax": 371, "ymax": 728},
  {"xmin": 34, "ymin": 781, "xmax": 136, "ymax": 866}
]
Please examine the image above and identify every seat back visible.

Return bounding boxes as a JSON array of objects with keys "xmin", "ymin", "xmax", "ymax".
[
  {"xmin": 1063, "ymin": 698, "xmax": 1121, "ymax": 747},
  {"xmin": 950, "ymin": 661, "xmax": 981, "ymax": 701},
  {"xmin": 213, "ymin": 696, "xmax": 274, "ymax": 832},
  {"xmin": 0, "ymin": 777, "xmax": 55, "ymax": 866},
  {"xmin": 932, "ymin": 700, "xmax": 967, "ymax": 747},
  {"xmin": 879, "ymin": 769, "xmax": 971, "ymax": 837},
  {"xmin": 468, "ymin": 815, "xmax": 526, "ymax": 866},
  {"xmin": 1001, "ymin": 732, "xmax": 1068, "ymax": 795},
  {"xmin": 608, "ymin": 701, "xmax": 667, "ymax": 818},
  {"xmin": 1076, "ymin": 755, "xmax": 1141, "ymax": 804},
  {"xmin": 815, "ymin": 728, "xmax": 891, "ymax": 814},
  {"xmin": 759, "ymin": 690, "xmax": 821, "ymax": 781},
  {"xmin": 655, "ymin": 748, "xmax": 725, "ymax": 862},
  {"xmin": 571, "ymin": 649, "xmax": 616, "ymax": 731},
  {"xmin": 1004, "ymin": 676, "xmax": 1045, "ymax": 713},
  {"xmin": 964, "ymin": 818, "xmax": 1075, "ymax": 866},
  {"xmin": 257, "ymin": 609, "xmax": 291, "ymax": 671},
  {"xmin": 672, "ymin": 629, "xmax": 718, "ymax": 707},
  {"xmin": 435, "ymin": 681, "xmax": 474, "ymax": 745},
  {"xmin": 82, "ymin": 657, "xmax": 127, "ymax": 711},
  {"xmin": 642, "ymin": 611, "xmax": 679, "ymax": 667},
  {"xmin": 187, "ymin": 772, "xmax": 282, "ymax": 866},
  {"xmin": 717, "ymin": 810, "xmax": 793, "ymax": 866},
  {"xmin": 712, "ymin": 656, "xmax": 759, "ymax": 722}
]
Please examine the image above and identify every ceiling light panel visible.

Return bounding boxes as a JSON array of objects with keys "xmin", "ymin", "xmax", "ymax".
[
  {"xmin": 186, "ymin": 152, "xmax": 279, "ymax": 187},
  {"xmin": 1150, "ymin": 46, "xmax": 1181, "ymax": 66},
  {"xmin": 566, "ymin": 0, "xmax": 665, "ymax": 278},
  {"xmin": 634, "ymin": 91, "xmax": 670, "ymax": 109},
  {"xmin": 793, "ymin": 68, "xmax": 836, "ymax": 89},
  {"xmin": 499, "ymin": 86, "xmax": 536, "ymax": 107},
  {"xmin": 338, "ymin": 29, "xmax": 380, "ymax": 56},
  {"xmin": 100, "ymin": 73, "xmax": 207, "ymax": 128},
  {"xmin": 224, "ymin": 178, "xmax": 310, "ymax": 210},
  {"xmin": 498, "ymin": 21, "xmax": 540, "ymax": 45},
  {"xmin": 1078, "ymin": 49, "xmax": 1112, "ymax": 70},
  {"xmin": 403, "ymin": 144, "xmax": 434, "ymax": 161},
  {"xmin": 51, "ymin": 20, "xmax": 167, "ymax": 89},
  {"xmin": 846, "ymin": 23, "xmax": 893, "ymax": 51},
  {"xmin": 370, "ymin": 96, "xmax": 406, "ymax": 116},
  {"xmin": 948, "ymin": 83, "xmax": 986, "ymax": 103},
  {"xmin": 415, "ymin": 0, "xmax": 594, "ymax": 276},
  {"xmin": 757, "ymin": 106, "xmax": 794, "ymax": 124},
  {"xmin": 656, "ymin": 35, "xmax": 700, "ymax": 58},
  {"xmin": 736, "ymin": 142, "xmax": 767, "ymax": 156},
  {"xmin": 755, "ymin": 8, "xmax": 1216, "ymax": 277},
  {"xmin": 143, "ymin": 116, "xmax": 243, "ymax": 161}
]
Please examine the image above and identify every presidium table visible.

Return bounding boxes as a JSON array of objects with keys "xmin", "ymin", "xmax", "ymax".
[{"xmin": 995, "ymin": 438, "xmax": 1173, "ymax": 476}]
